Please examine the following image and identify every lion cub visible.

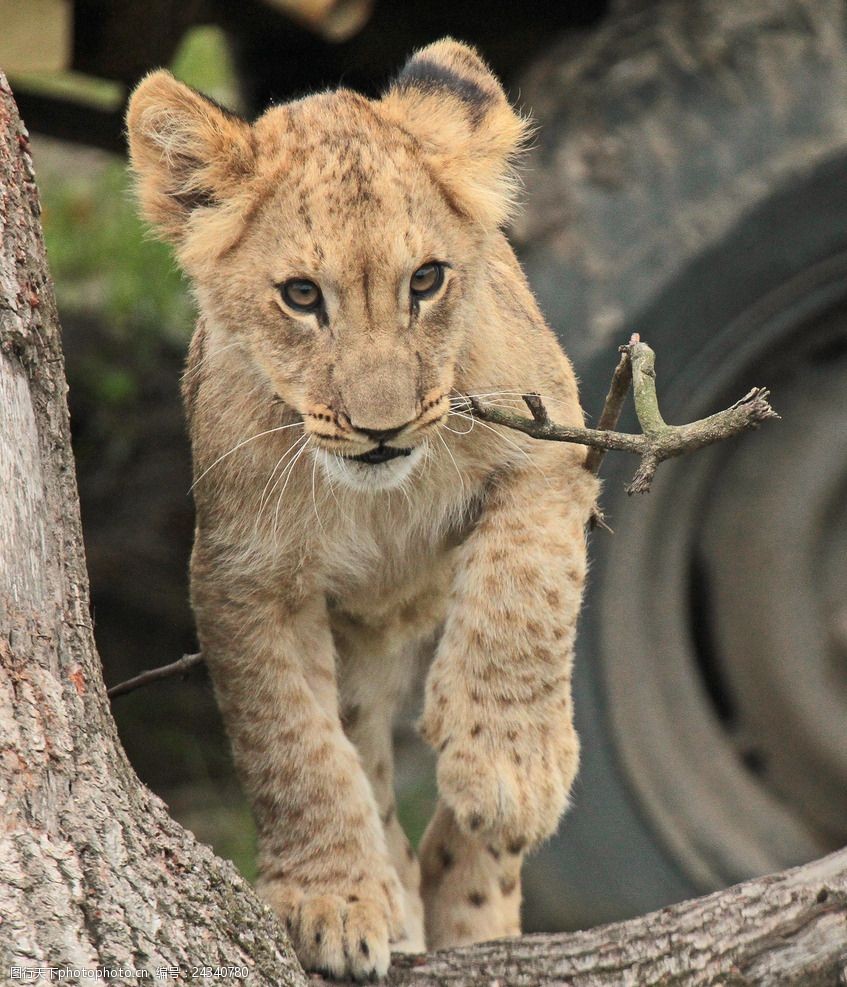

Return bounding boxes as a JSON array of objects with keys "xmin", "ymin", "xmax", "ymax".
[{"xmin": 127, "ymin": 39, "xmax": 596, "ymax": 979}]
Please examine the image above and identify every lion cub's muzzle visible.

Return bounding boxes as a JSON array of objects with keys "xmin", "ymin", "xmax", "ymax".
[{"xmin": 304, "ymin": 390, "xmax": 451, "ymax": 457}]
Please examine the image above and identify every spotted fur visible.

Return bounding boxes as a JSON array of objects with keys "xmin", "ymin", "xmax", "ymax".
[{"xmin": 127, "ymin": 38, "xmax": 597, "ymax": 980}]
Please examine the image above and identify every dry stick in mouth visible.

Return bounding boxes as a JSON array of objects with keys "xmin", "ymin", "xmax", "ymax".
[
  {"xmin": 107, "ymin": 334, "xmax": 778, "ymax": 700},
  {"xmin": 460, "ymin": 334, "xmax": 779, "ymax": 495}
]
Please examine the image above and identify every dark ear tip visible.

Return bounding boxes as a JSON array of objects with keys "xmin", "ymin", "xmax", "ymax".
[
  {"xmin": 401, "ymin": 38, "xmax": 495, "ymax": 83},
  {"xmin": 392, "ymin": 37, "xmax": 505, "ymax": 121},
  {"xmin": 415, "ymin": 37, "xmax": 490, "ymax": 70}
]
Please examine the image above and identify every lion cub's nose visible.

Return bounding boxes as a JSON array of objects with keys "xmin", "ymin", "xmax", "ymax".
[{"xmin": 356, "ymin": 423, "xmax": 409, "ymax": 443}]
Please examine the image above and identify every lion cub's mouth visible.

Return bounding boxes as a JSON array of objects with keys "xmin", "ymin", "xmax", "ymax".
[{"xmin": 348, "ymin": 446, "xmax": 413, "ymax": 466}]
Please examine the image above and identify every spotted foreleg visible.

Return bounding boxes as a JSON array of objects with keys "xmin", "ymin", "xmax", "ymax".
[
  {"xmin": 419, "ymin": 457, "xmax": 597, "ymax": 945},
  {"xmin": 193, "ymin": 575, "xmax": 405, "ymax": 979}
]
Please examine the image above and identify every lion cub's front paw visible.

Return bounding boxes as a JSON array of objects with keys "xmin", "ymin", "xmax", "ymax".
[
  {"xmin": 258, "ymin": 870, "xmax": 405, "ymax": 980},
  {"xmin": 435, "ymin": 727, "xmax": 578, "ymax": 851}
]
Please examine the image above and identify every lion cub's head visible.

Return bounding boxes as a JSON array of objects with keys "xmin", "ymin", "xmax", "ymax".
[{"xmin": 127, "ymin": 39, "xmax": 528, "ymax": 490}]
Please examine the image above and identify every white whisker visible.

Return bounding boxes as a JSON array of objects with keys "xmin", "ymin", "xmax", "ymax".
[
  {"xmin": 272, "ymin": 437, "xmax": 311, "ymax": 540},
  {"xmin": 465, "ymin": 400, "xmax": 539, "ymax": 415},
  {"xmin": 190, "ymin": 420, "xmax": 305, "ymax": 492},
  {"xmin": 435, "ymin": 428, "xmax": 466, "ymax": 499},
  {"xmin": 397, "ymin": 468, "xmax": 414, "ymax": 509},
  {"xmin": 256, "ymin": 433, "xmax": 309, "ymax": 529},
  {"xmin": 324, "ymin": 451, "xmax": 355, "ymax": 524},
  {"xmin": 451, "ymin": 410, "xmax": 550, "ymax": 484},
  {"xmin": 442, "ymin": 415, "xmax": 476, "ymax": 435},
  {"xmin": 181, "ymin": 340, "xmax": 245, "ymax": 382},
  {"xmin": 311, "ymin": 446, "xmax": 327, "ymax": 535},
  {"xmin": 460, "ymin": 389, "xmax": 558, "ymax": 404}
]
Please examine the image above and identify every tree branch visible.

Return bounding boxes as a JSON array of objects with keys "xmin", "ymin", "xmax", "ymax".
[
  {"xmin": 106, "ymin": 652, "xmax": 204, "ymax": 699},
  {"xmin": 582, "ymin": 336, "xmax": 635, "ymax": 475},
  {"xmin": 460, "ymin": 336, "xmax": 779, "ymax": 495},
  {"xmin": 321, "ymin": 845, "xmax": 847, "ymax": 985}
]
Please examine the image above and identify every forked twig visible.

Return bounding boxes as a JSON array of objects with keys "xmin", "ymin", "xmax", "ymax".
[
  {"xmin": 460, "ymin": 334, "xmax": 779, "ymax": 495},
  {"xmin": 583, "ymin": 341, "xmax": 634, "ymax": 475}
]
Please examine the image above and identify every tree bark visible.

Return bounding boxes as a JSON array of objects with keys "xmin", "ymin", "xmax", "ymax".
[
  {"xmin": 0, "ymin": 74, "xmax": 307, "ymax": 986},
  {"xmin": 2, "ymin": 71, "xmax": 847, "ymax": 987},
  {"xmin": 381, "ymin": 848, "xmax": 847, "ymax": 986}
]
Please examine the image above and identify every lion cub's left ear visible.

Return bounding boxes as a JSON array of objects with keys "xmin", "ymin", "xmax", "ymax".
[{"xmin": 380, "ymin": 39, "xmax": 531, "ymax": 229}]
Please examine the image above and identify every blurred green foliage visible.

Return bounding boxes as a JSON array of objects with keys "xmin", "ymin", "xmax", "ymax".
[
  {"xmin": 398, "ymin": 772, "xmax": 439, "ymax": 850},
  {"xmin": 41, "ymin": 162, "xmax": 193, "ymax": 349},
  {"xmin": 171, "ymin": 24, "xmax": 241, "ymax": 107}
]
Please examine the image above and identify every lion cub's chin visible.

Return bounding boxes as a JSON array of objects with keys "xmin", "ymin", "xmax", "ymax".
[{"xmin": 316, "ymin": 445, "xmax": 425, "ymax": 492}]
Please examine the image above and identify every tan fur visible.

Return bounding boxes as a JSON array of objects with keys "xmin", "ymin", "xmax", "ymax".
[{"xmin": 127, "ymin": 39, "xmax": 597, "ymax": 980}]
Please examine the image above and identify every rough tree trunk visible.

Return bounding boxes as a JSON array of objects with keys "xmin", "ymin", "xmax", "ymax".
[
  {"xmin": 1, "ymin": 73, "xmax": 846, "ymax": 987},
  {"xmin": 0, "ymin": 74, "xmax": 306, "ymax": 985}
]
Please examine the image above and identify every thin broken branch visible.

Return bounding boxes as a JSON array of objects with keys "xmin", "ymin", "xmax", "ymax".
[
  {"xmin": 582, "ymin": 337, "xmax": 635, "ymax": 475},
  {"xmin": 462, "ymin": 336, "xmax": 779, "ymax": 494},
  {"xmin": 106, "ymin": 652, "xmax": 203, "ymax": 699}
]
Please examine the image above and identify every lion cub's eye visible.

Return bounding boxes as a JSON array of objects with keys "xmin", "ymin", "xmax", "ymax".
[
  {"xmin": 410, "ymin": 262, "xmax": 444, "ymax": 299},
  {"xmin": 280, "ymin": 279, "xmax": 322, "ymax": 313}
]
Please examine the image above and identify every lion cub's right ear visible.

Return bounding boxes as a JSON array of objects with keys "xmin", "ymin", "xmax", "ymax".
[
  {"xmin": 381, "ymin": 39, "xmax": 530, "ymax": 229},
  {"xmin": 126, "ymin": 71, "xmax": 255, "ymax": 244}
]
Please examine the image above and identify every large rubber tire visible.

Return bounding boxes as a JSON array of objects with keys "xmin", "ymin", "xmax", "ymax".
[{"xmin": 514, "ymin": 0, "xmax": 847, "ymax": 930}]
